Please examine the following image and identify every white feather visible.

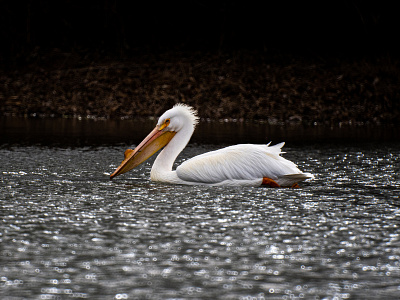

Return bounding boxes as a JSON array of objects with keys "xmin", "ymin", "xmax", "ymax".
[
  {"xmin": 176, "ymin": 143, "xmax": 311, "ymax": 185},
  {"xmin": 145, "ymin": 104, "xmax": 314, "ymax": 187}
]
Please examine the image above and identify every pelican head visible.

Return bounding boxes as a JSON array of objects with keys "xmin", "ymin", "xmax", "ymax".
[
  {"xmin": 156, "ymin": 103, "xmax": 199, "ymax": 133},
  {"xmin": 110, "ymin": 103, "xmax": 198, "ymax": 179}
]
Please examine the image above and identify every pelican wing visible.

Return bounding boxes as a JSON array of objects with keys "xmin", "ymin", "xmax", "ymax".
[{"xmin": 176, "ymin": 143, "xmax": 306, "ymax": 184}]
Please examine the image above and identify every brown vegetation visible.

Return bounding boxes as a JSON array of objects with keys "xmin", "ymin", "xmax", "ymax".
[{"xmin": 1, "ymin": 50, "xmax": 399, "ymax": 125}]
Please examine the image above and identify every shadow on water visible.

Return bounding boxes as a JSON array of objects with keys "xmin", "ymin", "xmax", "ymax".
[{"xmin": 1, "ymin": 117, "xmax": 398, "ymax": 147}]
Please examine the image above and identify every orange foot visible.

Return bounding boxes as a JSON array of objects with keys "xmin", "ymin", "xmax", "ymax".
[
  {"xmin": 261, "ymin": 178, "xmax": 300, "ymax": 188},
  {"xmin": 262, "ymin": 177, "xmax": 280, "ymax": 188},
  {"xmin": 291, "ymin": 183, "xmax": 300, "ymax": 189}
]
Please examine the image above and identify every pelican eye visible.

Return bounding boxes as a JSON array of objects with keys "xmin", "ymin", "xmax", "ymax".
[{"xmin": 159, "ymin": 118, "xmax": 171, "ymax": 131}]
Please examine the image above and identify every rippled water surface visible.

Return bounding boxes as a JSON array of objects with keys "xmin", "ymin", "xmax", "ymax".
[{"xmin": 1, "ymin": 138, "xmax": 400, "ymax": 299}]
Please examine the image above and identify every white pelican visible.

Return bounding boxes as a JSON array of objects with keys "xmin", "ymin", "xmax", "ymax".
[{"xmin": 110, "ymin": 103, "xmax": 314, "ymax": 187}]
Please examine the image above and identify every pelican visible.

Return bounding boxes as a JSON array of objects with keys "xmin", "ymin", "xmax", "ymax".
[{"xmin": 110, "ymin": 103, "xmax": 314, "ymax": 187}]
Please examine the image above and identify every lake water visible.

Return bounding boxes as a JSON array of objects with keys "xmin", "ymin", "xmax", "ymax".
[{"xmin": 1, "ymin": 118, "xmax": 400, "ymax": 299}]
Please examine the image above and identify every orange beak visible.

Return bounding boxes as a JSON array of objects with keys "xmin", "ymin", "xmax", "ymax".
[{"xmin": 110, "ymin": 125, "xmax": 176, "ymax": 179}]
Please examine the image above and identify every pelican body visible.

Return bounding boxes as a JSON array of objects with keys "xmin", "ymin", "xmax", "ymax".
[{"xmin": 110, "ymin": 104, "xmax": 314, "ymax": 187}]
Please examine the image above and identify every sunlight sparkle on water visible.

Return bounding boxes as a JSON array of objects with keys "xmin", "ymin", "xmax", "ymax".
[{"xmin": 0, "ymin": 144, "xmax": 399, "ymax": 299}]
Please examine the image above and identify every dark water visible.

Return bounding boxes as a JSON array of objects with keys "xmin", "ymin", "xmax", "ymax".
[
  {"xmin": 1, "ymin": 119, "xmax": 400, "ymax": 299},
  {"xmin": 1, "ymin": 117, "xmax": 398, "ymax": 146}
]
